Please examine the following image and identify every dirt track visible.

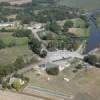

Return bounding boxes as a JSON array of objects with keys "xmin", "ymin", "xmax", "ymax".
[{"xmin": 0, "ymin": 90, "xmax": 45, "ymax": 100}]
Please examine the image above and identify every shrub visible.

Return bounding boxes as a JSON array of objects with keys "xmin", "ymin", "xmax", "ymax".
[
  {"xmin": 46, "ymin": 66, "xmax": 59, "ymax": 75},
  {"xmin": 46, "ymin": 21, "xmax": 61, "ymax": 34},
  {"xmin": 2, "ymin": 81, "xmax": 8, "ymax": 89},
  {"xmin": 39, "ymin": 50, "xmax": 47, "ymax": 58},
  {"xmin": 28, "ymin": 37, "xmax": 42, "ymax": 55},
  {"xmin": 0, "ymin": 40, "xmax": 6, "ymax": 49},
  {"xmin": 8, "ymin": 42, "xmax": 16, "ymax": 47},
  {"xmin": 64, "ymin": 21, "xmax": 74, "ymax": 28},
  {"xmin": 13, "ymin": 29, "xmax": 32, "ymax": 37},
  {"xmin": 12, "ymin": 80, "xmax": 21, "ymax": 91},
  {"xmin": 75, "ymin": 64, "xmax": 82, "ymax": 70},
  {"xmin": 14, "ymin": 57, "xmax": 25, "ymax": 70},
  {"xmin": 84, "ymin": 55, "xmax": 97, "ymax": 65}
]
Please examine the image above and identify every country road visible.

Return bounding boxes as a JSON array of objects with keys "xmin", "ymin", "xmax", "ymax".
[{"xmin": 27, "ymin": 23, "xmax": 44, "ymax": 42}]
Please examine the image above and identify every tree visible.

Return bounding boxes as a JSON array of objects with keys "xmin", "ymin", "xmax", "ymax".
[
  {"xmin": 12, "ymin": 80, "xmax": 21, "ymax": 91},
  {"xmin": 46, "ymin": 21, "xmax": 61, "ymax": 34},
  {"xmin": 63, "ymin": 21, "xmax": 73, "ymax": 32},
  {"xmin": 46, "ymin": 66, "xmax": 59, "ymax": 75},
  {"xmin": 14, "ymin": 57, "xmax": 25, "ymax": 70},
  {"xmin": 75, "ymin": 64, "xmax": 82, "ymax": 70},
  {"xmin": 16, "ymin": 12, "xmax": 34, "ymax": 24},
  {"xmin": 13, "ymin": 29, "xmax": 32, "ymax": 37},
  {"xmin": 88, "ymin": 55, "xmax": 97, "ymax": 65},
  {"xmin": 0, "ymin": 40, "xmax": 6, "ymax": 49},
  {"xmin": 2, "ymin": 81, "xmax": 8, "ymax": 89},
  {"xmin": 39, "ymin": 50, "xmax": 47, "ymax": 58},
  {"xmin": 84, "ymin": 55, "xmax": 97, "ymax": 65},
  {"xmin": 28, "ymin": 37, "xmax": 42, "ymax": 55}
]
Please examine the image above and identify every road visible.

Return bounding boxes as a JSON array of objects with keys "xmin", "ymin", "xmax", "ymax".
[
  {"xmin": 27, "ymin": 23, "xmax": 44, "ymax": 42},
  {"xmin": 27, "ymin": 24, "xmax": 47, "ymax": 50}
]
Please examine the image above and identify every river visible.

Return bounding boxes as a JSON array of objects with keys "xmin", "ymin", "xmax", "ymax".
[{"xmin": 85, "ymin": 10, "xmax": 100, "ymax": 53}]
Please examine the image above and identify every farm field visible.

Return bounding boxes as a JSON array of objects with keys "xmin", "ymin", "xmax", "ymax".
[
  {"xmin": 0, "ymin": 32, "xmax": 32, "ymax": 65},
  {"xmin": 58, "ymin": 0, "xmax": 100, "ymax": 10}
]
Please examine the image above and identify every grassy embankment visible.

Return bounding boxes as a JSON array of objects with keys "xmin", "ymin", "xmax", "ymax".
[{"xmin": 95, "ymin": 14, "xmax": 100, "ymax": 28}]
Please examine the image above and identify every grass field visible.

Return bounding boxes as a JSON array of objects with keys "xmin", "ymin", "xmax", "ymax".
[
  {"xmin": 0, "ymin": 32, "xmax": 28, "ymax": 46},
  {"xmin": 69, "ymin": 18, "xmax": 89, "ymax": 37},
  {"xmin": 58, "ymin": 0, "xmax": 100, "ymax": 10},
  {"xmin": 0, "ymin": 46, "xmax": 32, "ymax": 65},
  {"xmin": 69, "ymin": 28, "xmax": 89, "ymax": 37},
  {"xmin": 0, "ymin": 32, "xmax": 32, "ymax": 65},
  {"xmin": 57, "ymin": 18, "xmax": 89, "ymax": 37},
  {"xmin": 58, "ymin": 18, "xmax": 88, "ymax": 28},
  {"xmin": 72, "ymin": 18, "xmax": 87, "ymax": 28},
  {"xmin": 23, "ymin": 63, "xmax": 100, "ymax": 99}
]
